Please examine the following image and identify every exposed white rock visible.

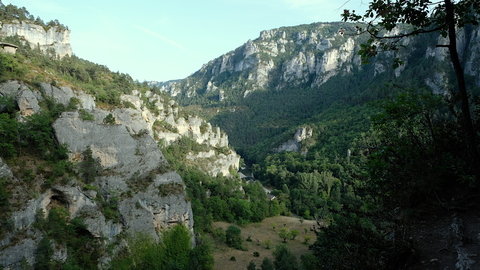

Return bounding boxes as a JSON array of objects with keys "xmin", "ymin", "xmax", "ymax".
[
  {"xmin": 0, "ymin": 157, "xmax": 13, "ymax": 179},
  {"xmin": 0, "ymin": 20, "xmax": 72, "ymax": 58},
  {"xmin": 273, "ymin": 127, "xmax": 313, "ymax": 154},
  {"xmin": 0, "ymin": 81, "xmax": 41, "ymax": 116},
  {"xmin": 52, "ymin": 110, "xmax": 194, "ymax": 241},
  {"xmin": 186, "ymin": 149, "xmax": 240, "ymax": 177}
]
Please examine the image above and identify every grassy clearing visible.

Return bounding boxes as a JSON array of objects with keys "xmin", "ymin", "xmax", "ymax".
[{"xmin": 211, "ymin": 216, "xmax": 317, "ymax": 270}]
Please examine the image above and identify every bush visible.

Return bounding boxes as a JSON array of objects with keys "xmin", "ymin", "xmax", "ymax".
[
  {"xmin": 0, "ymin": 113, "xmax": 18, "ymax": 158},
  {"xmin": 79, "ymin": 109, "xmax": 94, "ymax": 121},
  {"xmin": 212, "ymin": 227, "xmax": 226, "ymax": 243},
  {"xmin": 79, "ymin": 146, "xmax": 100, "ymax": 184},
  {"xmin": 103, "ymin": 113, "xmax": 116, "ymax": 125},
  {"xmin": 225, "ymin": 225, "xmax": 243, "ymax": 250},
  {"xmin": 273, "ymin": 245, "xmax": 298, "ymax": 270}
]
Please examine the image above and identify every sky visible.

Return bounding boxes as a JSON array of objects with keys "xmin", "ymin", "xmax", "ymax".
[{"xmin": 3, "ymin": 0, "xmax": 367, "ymax": 82}]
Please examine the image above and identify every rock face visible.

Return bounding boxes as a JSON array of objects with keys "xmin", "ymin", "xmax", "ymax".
[
  {"xmin": 0, "ymin": 80, "xmax": 239, "ymax": 178},
  {"xmin": 273, "ymin": 127, "xmax": 313, "ymax": 155},
  {"xmin": 0, "ymin": 79, "xmax": 242, "ymax": 269},
  {"xmin": 155, "ymin": 22, "xmax": 480, "ymax": 102},
  {"xmin": 0, "ymin": 20, "xmax": 72, "ymax": 58},
  {"xmin": 117, "ymin": 90, "xmax": 239, "ymax": 177},
  {"xmin": 53, "ymin": 112, "xmax": 194, "ymax": 241},
  {"xmin": 0, "ymin": 79, "xmax": 241, "ymax": 268},
  {"xmin": 0, "ymin": 80, "xmax": 95, "ymax": 116}
]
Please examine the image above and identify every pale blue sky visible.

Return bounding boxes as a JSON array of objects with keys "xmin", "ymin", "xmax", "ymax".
[{"xmin": 4, "ymin": 0, "xmax": 367, "ymax": 82}]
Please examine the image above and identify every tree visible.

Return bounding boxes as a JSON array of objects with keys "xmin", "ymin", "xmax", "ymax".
[
  {"xmin": 189, "ymin": 242, "xmax": 214, "ymax": 270},
  {"xmin": 342, "ymin": 0, "xmax": 480, "ymax": 178},
  {"xmin": 260, "ymin": 257, "xmax": 274, "ymax": 270},
  {"xmin": 290, "ymin": 229, "xmax": 299, "ymax": 240},
  {"xmin": 264, "ymin": 239, "xmax": 271, "ymax": 249},
  {"xmin": 303, "ymin": 235, "xmax": 311, "ymax": 244},
  {"xmin": 247, "ymin": 261, "xmax": 257, "ymax": 270},
  {"xmin": 226, "ymin": 225, "xmax": 243, "ymax": 250},
  {"xmin": 279, "ymin": 227, "xmax": 288, "ymax": 243},
  {"xmin": 273, "ymin": 245, "xmax": 298, "ymax": 270},
  {"xmin": 79, "ymin": 146, "xmax": 100, "ymax": 184},
  {"xmin": 162, "ymin": 224, "xmax": 191, "ymax": 269}
]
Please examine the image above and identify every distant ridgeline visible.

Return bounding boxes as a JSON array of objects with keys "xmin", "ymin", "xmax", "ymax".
[
  {"xmin": 0, "ymin": 2, "xmax": 72, "ymax": 58},
  {"xmin": 153, "ymin": 22, "xmax": 480, "ymax": 162}
]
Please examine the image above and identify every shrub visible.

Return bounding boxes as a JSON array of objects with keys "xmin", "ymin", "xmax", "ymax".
[
  {"xmin": 225, "ymin": 225, "xmax": 243, "ymax": 250},
  {"xmin": 273, "ymin": 245, "xmax": 298, "ymax": 270},
  {"xmin": 78, "ymin": 146, "xmax": 100, "ymax": 184},
  {"xmin": 0, "ymin": 113, "xmax": 18, "ymax": 158},
  {"xmin": 212, "ymin": 227, "xmax": 226, "ymax": 243},
  {"xmin": 103, "ymin": 113, "xmax": 116, "ymax": 125},
  {"xmin": 79, "ymin": 109, "xmax": 94, "ymax": 121}
]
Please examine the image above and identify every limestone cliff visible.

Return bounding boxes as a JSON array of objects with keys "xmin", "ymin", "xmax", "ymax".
[
  {"xmin": 156, "ymin": 22, "xmax": 480, "ymax": 102},
  {"xmin": 0, "ymin": 20, "xmax": 72, "ymax": 58},
  {"xmin": 117, "ymin": 89, "xmax": 239, "ymax": 177},
  {"xmin": 0, "ymin": 79, "xmax": 239, "ymax": 269}
]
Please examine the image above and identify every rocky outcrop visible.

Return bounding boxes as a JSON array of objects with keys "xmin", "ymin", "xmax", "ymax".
[
  {"xmin": 156, "ymin": 22, "xmax": 480, "ymax": 103},
  {"xmin": 0, "ymin": 20, "xmax": 72, "ymax": 58},
  {"xmin": 0, "ymin": 157, "xmax": 13, "ymax": 179},
  {"xmin": 186, "ymin": 149, "xmax": 240, "ymax": 176},
  {"xmin": 273, "ymin": 127, "xmax": 313, "ymax": 155},
  {"xmin": 0, "ymin": 82, "xmax": 201, "ymax": 269},
  {"xmin": 0, "ymin": 80, "xmax": 238, "ymax": 178},
  {"xmin": 115, "ymin": 90, "xmax": 239, "ymax": 177},
  {"xmin": 0, "ymin": 80, "xmax": 95, "ymax": 117},
  {"xmin": 0, "ymin": 80, "xmax": 240, "ymax": 269}
]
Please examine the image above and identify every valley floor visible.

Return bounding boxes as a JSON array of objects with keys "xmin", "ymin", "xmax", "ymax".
[{"xmin": 211, "ymin": 216, "xmax": 317, "ymax": 270}]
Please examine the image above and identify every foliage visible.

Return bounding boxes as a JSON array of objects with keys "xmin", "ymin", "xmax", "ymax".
[
  {"xmin": 103, "ymin": 113, "xmax": 116, "ymax": 125},
  {"xmin": 225, "ymin": 225, "xmax": 243, "ymax": 250},
  {"xmin": 0, "ymin": 4, "xmax": 68, "ymax": 30},
  {"xmin": 108, "ymin": 233, "xmax": 166, "ymax": 270},
  {"xmin": 289, "ymin": 229, "xmax": 299, "ymax": 240},
  {"xmin": 342, "ymin": 0, "xmax": 480, "ymax": 179},
  {"xmin": 162, "ymin": 144, "xmax": 276, "ymax": 231},
  {"xmin": 189, "ymin": 241, "xmax": 215, "ymax": 270},
  {"xmin": 0, "ymin": 112, "xmax": 18, "ymax": 158},
  {"xmin": 364, "ymin": 88, "xmax": 464, "ymax": 208},
  {"xmin": 300, "ymin": 253, "xmax": 318, "ymax": 270},
  {"xmin": 0, "ymin": 52, "xmax": 27, "ymax": 81},
  {"xmin": 212, "ymin": 227, "xmax": 226, "ymax": 243},
  {"xmin": 34, "ymin": 207, "xmax": 102, "ymax": 270},
  {"xmin": 96, "ymin": 192, "xmax": 121, "ymax": 223},
  {"xmin": 260, "ymin": 257, "xmax": 274, "ymax": 270},
  {"xmin": 310, "ymin": 210, "xmax": 392, "ymax": 269},
  {"xmin": 162, "ymin": 224, "xmax": 191, "ymax": 269},
  {"xmin": 273, "ymin": 245, "xmax": 298, "ymax": 270},
  {"xmin": 79, "ymin": 109, "xmax": 95, "ymax": 121},
  {"xmin": 109, "ymin": 225, "xmax": 212, "ymax": 270},
  {"xmin": 78, "ymin": 146, "xmax": 100, "ymax": 184},
  {"xmin": 247, "ymin": 261, "xmax": 257, "ymax": 270},
  {"xmin": 279, "ymin": 227, "xmax": 289, "ymax": 243},
  {"xmin": 0, "ymin": 177, "xmax": 12, "ymax": 237},
  {"xmin": 34, "ymin": 237, "xmax": 54, "ymax": 270}
]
